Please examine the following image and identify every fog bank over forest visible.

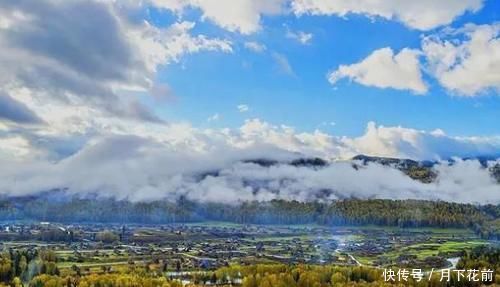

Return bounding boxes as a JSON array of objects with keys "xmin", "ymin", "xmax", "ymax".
[{"xmin": 1, "ymin": 133, "xmax": 498, "ymax": 204}]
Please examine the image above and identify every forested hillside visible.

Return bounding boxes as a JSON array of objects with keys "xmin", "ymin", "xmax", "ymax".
[{"xmin": 1, "ymin": 197, "xmax": 499, "ymax": 239}]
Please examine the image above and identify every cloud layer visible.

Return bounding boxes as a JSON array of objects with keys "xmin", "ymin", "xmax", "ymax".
[
  {"xmin": 0, "ymin": 93, "xmax": 43, "ymax": 124},
  {"xmin": 291, "ymin": 0, "xmax": 484, "ymax": 30},
  {"xmin": 1, "ymin": 117, "xmax": 499, "ymax": 203},
  {"xmin": 147, "ymin": 0, "xmax": 485, "ymax": 33},
  {"xmin": 0, "ymin": 0, "xmax": 232, "ymax": 123},
  {"xmin": 0, "ymin": 132, "xmax": 498, "ymax": 204},
  {"xmin": 150, "ymin": 0, "xmax": 285, "ymax": 34}
]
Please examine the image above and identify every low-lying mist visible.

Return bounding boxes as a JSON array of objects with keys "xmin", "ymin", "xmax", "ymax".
[{"xmin": 0, "ymin": 135, "xmax": 498, "ymax": 204}]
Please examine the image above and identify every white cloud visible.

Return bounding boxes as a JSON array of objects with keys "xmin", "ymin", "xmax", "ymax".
[
  {"xmin": 330, "ymin": 23, "xmax": 500, "ymax": 96},
  {"xmin": 291, "ymin": 0, "xmax": 484, "ymax": 30},
  {"xmin": 0, "ymin": 136, "xmax": 32, "ymax": 159},
  {"xmin": 0, "ymin": 0, "xmax": 235, "ymax": 164},
  {"xmin": 286, "ymin": 29, "xmax": 313, "ymax": 45},
  {"xmin": 237, "ymin": 104, "xmax": 249, "ymax": 112},
  {"xmin": 207, "ymin": 113, "xmax": 220, "ymax": 122},
  {"xmin": 150, "ymin": 0, "xmax": 285, "ymax": 34},
  {"xmin": 422, "ymin": 23, "xmax": 500, "ymax": 96},
  {"xmin": 272, "ymin": 52, "xmax": 296, "ymax": 76},
  {"xmin": 244, "ymin": 41, "xmax": 267, "ymax": 53},
  {"xmin": 236, "ymin": 119, "xmax": 341, "ymax": 157},
  {"xmin": 342, "ymin": 121, "xmax": 500, "ymax": 160},
  {"xmin": 0, "ymin": 122, "xmax": 499, "ymax": 204},
  {"xmin": 328, "ymin": 47, "xmax": 428, "ymax": 94},
  {"xmin": 128, "ymin": 20, "xmax": 232, "ymax": 75},
  {"xmin": 0, "ymin": 0, "xmax": 232, "ymax": 124},
  {"xmin": 1, "ymin": 94, "xmax": 499, "ymax": 203},
  {"xmin": 3, "ymin": 107, "xmax": 497, "ymax": 164}
]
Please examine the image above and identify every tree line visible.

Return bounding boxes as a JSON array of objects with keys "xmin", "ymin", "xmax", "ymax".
[
  {"xmin": 1, "ymin": 197, "xmax": 499, "ymax": 239},
  {"xmin": 20, "ymin": 260, "xmax": 500, "ymax": 287}
]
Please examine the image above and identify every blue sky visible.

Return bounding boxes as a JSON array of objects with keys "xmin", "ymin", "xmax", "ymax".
[{"xmin": 142, "ymin": 0, "xmax": 500, "ymax": 137}]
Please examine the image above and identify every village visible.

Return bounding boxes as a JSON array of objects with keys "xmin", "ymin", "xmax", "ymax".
[{"xmin": 0, "ymin": 221, "xmax": 487, "ymax": 276}]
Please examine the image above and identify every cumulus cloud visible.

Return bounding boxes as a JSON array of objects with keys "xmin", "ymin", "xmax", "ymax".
[
  {"xmin": 291, "ymin": 0, "xmax": 484, "ymax": 30},
  {"xmin": 149, "ymin": 0, "xmax": 285, "ymax": 34},
  {"xmin": 0, "ymin": 0, "xmax": 234, "ymax": 165},
  {"xmin": 1, "ymin": 113, "xmax": 498, "ymax": 164},
  {"xmin": 124, "ymin": 0, "xmax": 483, "ymax": 35},
  {"xmin": 129, "ymin": 20, "xmax": 232, "ymax": 74},
  {"xmin": 343, "ymin": 122, "xmax": 500, "ymax": 160},
  {"xmin": 0, "ymin": 0, "xmax": 231, "ymax": 124},
  {"xmin": 0, "ymin": 0, "xmax": 132, "ymax": 102},
  {"xmin": 422, "ymin": 23, "xmax": 500, "ymax": 96},
  {"xmin": 332, "ymin": 23, "xmax": 499, "ymax": 96},
  {"xmin": 328, "ymin": 47, "xmax": 428, "ymax": 94}
]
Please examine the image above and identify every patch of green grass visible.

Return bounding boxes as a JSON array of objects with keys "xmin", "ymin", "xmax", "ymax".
[
  {"xmin": 350, "ymin": 238, "xmax": 489, "ymax": 266},
  {"xmin": 354, "ymin": 256, "xmax": 374, "ymax": 266},
  {"xmin": 341, "ymin": 225, "xmax": 474, "ymax": 235},
  {"xmin": 437, "ymin": 240, "xmax": 487, "ymax": 253},
  {"xmin": 401, "ymin": 240, "xmax": 487, "ymax": 255}
]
